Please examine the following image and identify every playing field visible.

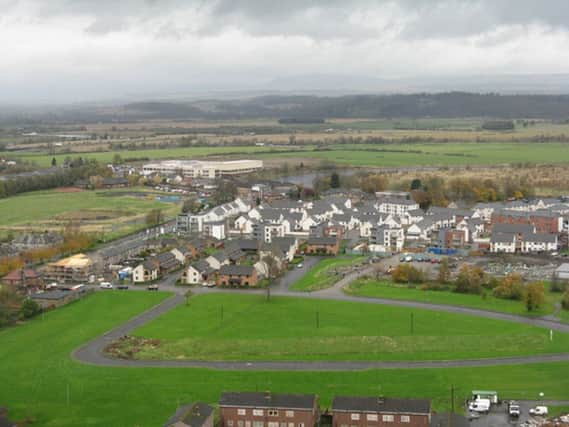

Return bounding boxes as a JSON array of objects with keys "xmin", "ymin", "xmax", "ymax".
[
  {"xmin": 345, "ymin": 279, "xmax": 565, "ymax": 319},
  {"xmin": 130, "ymin": 293, "xmax": 569, "ymax": 362},
  {"xmin": 290, "ymin": 256, "xmax": 366, "ymax": 291},
  {"xmin": 1, "ymin": 292, "xmax": 569, "ymax": 426},
  {"xmin": 0, "ymin": 187, "xmax": 180, "ymax": 236}
]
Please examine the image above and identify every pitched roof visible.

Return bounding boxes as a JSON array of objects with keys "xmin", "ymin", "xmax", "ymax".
[
  {"xmin": 307, "ymin": 237, "xmax": 338, "ymax": 246},
  {"xmin": 493, "ymin": 223, "xmax": 534, "ymax": 234},
  {"xmin": 219, "ymin": 392, "xmax": 316, "ymax": 410},
  {"xmin": 332, "ymin": 396, "xmax": 430, "ymax": 414},
  {"xmin": 491, "ymin": 232, "xmax": 516, "ymax": 243},
  {"xmin": 219, "ymin": 265, "xmax": 255, "ymax": 276},
  {"xmin": 163, "ymin": 402, "xmax": 214, "ymax": 427}
]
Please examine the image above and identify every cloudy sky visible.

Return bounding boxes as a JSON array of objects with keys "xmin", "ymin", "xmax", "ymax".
[{"xmin": 2, "ymin": 0, "xmax": 569, "ymax": 103}]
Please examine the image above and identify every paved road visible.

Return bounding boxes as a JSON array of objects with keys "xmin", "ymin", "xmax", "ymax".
[{"xmin": 73, "ymin": 269, "xmax": 569, "ymax": 370}]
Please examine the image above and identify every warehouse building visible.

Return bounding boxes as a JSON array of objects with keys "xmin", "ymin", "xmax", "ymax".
[{"xmin": 142, "ymin": 160, "xmax": 263, "ymax": 178}]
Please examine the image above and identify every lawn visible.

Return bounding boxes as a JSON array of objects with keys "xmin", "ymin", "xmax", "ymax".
[
  {"xmin": 0, "ymin": 187, "xmax": 180, "ymax": 236},
  {"xmin": 131, "ymin": 293, "xmax": 569, "ymax": 362},
  {"xmin": 290, "ymin": 256, "xmax": 366, "ymax": 291},
  {"xmin": 344, "ymin": 279, "xmax": 561, "ymax": 317},
  {"xmin": 1, "ymin": 292, "xmax": 569, "ymax": 426}
]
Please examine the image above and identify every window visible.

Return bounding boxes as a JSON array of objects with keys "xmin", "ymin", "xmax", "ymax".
[
  {"xmin": 351, "ymin": 414, "xmax": 360, "ymax": 421},
  {"xmin": 268, "ymin": 423, "xmax": 279, "ymax": 427},
  {"xmin": 253, "ymin": 422, "xmax": 264, "ymax": 427},
  {"xmin": 253, "ymin": 410, "xmax": 264, "ymax": 417},
  {"xmin": 286, "ymin": 411, "xmax": 295, "ymax": 418},
  {"xmin": 269, "ymin": 410, "xmax": 279, "ymax": 417},
  {"xmin": 246, "ymin": 422, "xmax": 251, "ymax": 427},
  {"xmin": 382, "ymin": 415, "xmax": 394, "ymax": 423},
  {"xmin": 340, "ymin": 424, "xmax": 348, "ymax": 427},
  {"xmin": 238, "ymin": 422, "xmax": 244, "ymax": 427},
  {"xmin": 228, "ymin": 421, "xmax": 234, "ymax": 427},
  {"xmin": 401, "ymin": 416, "xmax": 410, "ymax": 423},
  {"xmin": 367, "ymin": 414, "xmax": 378, "ymax": 422},
  {"xmin": 238, "ymin": 409, "xmax": 247, "ymax": 416},
  {"xmin": 281, "ymin": 423, "xmax": 287, "ymax": 427},
  {"xmin": 298, "ymin": 423, "xmax": 304, "ymax": 427}
]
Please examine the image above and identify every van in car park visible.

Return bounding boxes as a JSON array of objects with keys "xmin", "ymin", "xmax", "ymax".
[
  {"xmin": 99, "ymin": 282, "xmax": 113, "ymax": 289},
  {"xmin": 529, "ymin": 406, "xmax": 548, "ymax": 416},
  {"xmin": 469, "ymin": 399, "xmax": 491, "ymax": 414}
]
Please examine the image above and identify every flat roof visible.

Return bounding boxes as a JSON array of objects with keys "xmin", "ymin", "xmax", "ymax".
[{"xmin": 49, "ymin": 253, "xmax": 92, "ymax": 268}]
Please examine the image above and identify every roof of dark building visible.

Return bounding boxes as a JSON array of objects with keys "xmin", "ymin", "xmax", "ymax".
[
  {"xmin": 163, "ymin": 402, "xmax": 214, "ymax": 427},
  {"xmin": 490, "ymin": 232, "xmax": 516, "ymax": 243},
  {"xmin": 220, "ymin": 392, "xmax": 316, "ymax": 410},
  {"xmin": 493, "ymin": 223, "xmax": 535, "ymax": 234},
  {"xmin": 219, "ymin": 265, "xmax": 255, "ymax": 276},
  {"xmin": 332, "ymin": 396, "xmax": 431, "ymax": 414},
  {"xmin": 226, "ymin": 239, "xmax": 259, "ymax": 252},
  {"xmin": 2, "ymin": 268, "xmax": 41, "ymax": 281},
  {"xmin": 307, "ymin": 237, "xmax": 338, "ymax": 246}
]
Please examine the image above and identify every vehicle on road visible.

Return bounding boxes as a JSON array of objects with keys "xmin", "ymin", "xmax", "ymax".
[
  {"xmin": 147, "ymin": 284, "xmax": 159, "ymax": 291},
  {"xmin": 116, "ymin": 284, "xmax": 129, "ymax": 290},
  {"xmin": 99, "ymin": 282, "xmax": 113, "ymax": 289},
  {"xmin": 297, "ymin": 263, "xmax": 303, "ymax": 269},
  {"xmin": 529, "ymin": 406, "xmax": 548, "ymax": 416},
  {"xmin": 507, "ymin": 401, "xmax": 521, "ymax": 417},
  {"xmin": 468, "ymin": 399, "xmax": 491, "ymax": 414}
]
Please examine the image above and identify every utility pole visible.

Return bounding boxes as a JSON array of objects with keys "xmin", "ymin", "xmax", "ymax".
[{"xmin": 410, "ymin": 313, "xmax": 414, "ymax": 335}]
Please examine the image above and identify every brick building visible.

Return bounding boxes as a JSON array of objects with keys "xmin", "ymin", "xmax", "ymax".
[
  {"xmin": 219, "ymin": 391, "xmax": 319, "ymax": 427},
  {"xmin": 305, "ymin": 237, "xmax": 340, "ymax": 255},
  {"xmin": 331, "ymin": 396, "xmax": 431, "ymax": 427},
  {"xmin": 217, "ymin": 265, "xmax": 258, "ymax": 287},
  {"xmin": 491, "ymin": 210, "xmax": 562, "ymax": 234}
]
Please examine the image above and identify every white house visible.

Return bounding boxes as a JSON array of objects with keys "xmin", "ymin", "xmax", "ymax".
[
  {"xmin": 490, "ymin": 233, "xmax": 516, "ymax": 253},
  {"xmin": 521, "ymin": 233, "xmax": 558, "ymax": 253}
]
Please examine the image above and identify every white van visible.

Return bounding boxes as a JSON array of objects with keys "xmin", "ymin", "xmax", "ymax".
[{"xmin": 469, "ymin": 399, "xmax": 491, "ymax": 413}]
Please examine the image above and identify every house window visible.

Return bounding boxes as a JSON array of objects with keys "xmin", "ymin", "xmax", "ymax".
[
  {"xmin": 268, "ymin": 423, "xmax": 279, "ymax": 427},
  {"xmin": 340, "ymin": 424, "xmax": 349, "ymax": 427},
  {"xmin": 367, "ymin": 414, "xmax": 378, "ymax": 422},
  {"xmin": 351, "ymin": 414, "xmax": 360, "ymax": 421},
  {"xmin": 400, "ymin": 416, "xmax": 410, "ymax": 423},
  {"xmin": 228, "ymin": 421, "xmax": 234, "ymax": 427},
  {"xmin": 298, "ymin": 424, "xmax": 304, "ymax": 427},
  {"xmin": 286, "ymin": 411, "xmax": 295, "ymax": 418},
  {"xmin": 382, "ymin": 415, "xmax": 394, "ymax": 423},
  {"xmin": 238, "ymin": 409, "xmax": 247, "ymax": 416},
  {"xmin": 281, "ymin": 423, "xmax": 287, "ymax": 427},
  {"xmin": 269, "ymin": 410, "xmax": 279, "ymax": 417},
  {"xmin": 246, "ymin": 422, "xmax": 251, "ymax": 427},
  {"xmin": 253, "ymin": 410, "xmax": 264, "ymax": 417},
  {"xmin": 253, "ymin": 422, "xmax": 264, "ymax": 427},
  {"xmin": 238, "ymin": 422, "xmax": 244, "ymax": 427}
]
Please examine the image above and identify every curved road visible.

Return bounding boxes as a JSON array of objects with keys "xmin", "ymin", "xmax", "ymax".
[{"xmin": 73, "ymin": 279, "xmax": 569, "ymax": 370}]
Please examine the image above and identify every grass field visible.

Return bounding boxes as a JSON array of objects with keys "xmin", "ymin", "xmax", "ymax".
[
  {"xmin": 0, "ymin": 187, "xmax": 180, "ymax": 236},
  {"xmin": 290, "ymin": 256, "xmax": 367, "ymax": 291},
  {"xmin": 344, "ymin": 279, "xmax": 563, "ymax": 318},
  {"xmin": 130, "ymin": 294, "xmax": 569, "ymax": 362},
  {"xmin": 1, "ymin": 292, "xmax": 569, "ymax": 426}
]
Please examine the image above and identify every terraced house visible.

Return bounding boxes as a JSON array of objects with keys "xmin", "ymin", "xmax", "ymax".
[{"xmin": 219, "ymin": 392, "xmax": 320, "ymax": 427}]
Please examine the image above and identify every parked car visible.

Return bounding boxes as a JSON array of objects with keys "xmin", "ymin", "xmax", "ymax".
[
  {"xmin": 405, "ymin": 255, "xmax": 413, "ymax": 262},
  {"xmin": 297, "ymin": 263, "xmax": 304, "ymax": 269},
  {"xmin": 147, "ymin": 284, "xmax": 159, "ymax": 291},
  {"xmin": 529, "ymin": 406, "xmax": 548, "ymax": 416},
  {"xmin": 507, "ymin": 401, "xmax": 521, "ymax": 417},
  {"xmin": 99, "ymin": 282, "xmax": 113, "ymax": 289},
  {"xmin": 116, "ymin": 284, "xmax": 129, "ymax": 290}
]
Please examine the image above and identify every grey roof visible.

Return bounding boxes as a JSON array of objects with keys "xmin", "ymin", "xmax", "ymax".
[
  {"xmin": 220, "ymin": 392, "xmax": 316, "ymax": 410},
  {"xmin": 193, "ymin": 260, "xmax": 215, "ymax": 274},
  {"xmin": 307, "ymin": 236, "xmax": 338, "ymax": 246},
  {"xmin": 219, "ymin": 265, "xmax": 255, "ymax": 276},
  {"xmin": 491, "ymin": 232, "xmax": 516, "ymax": 243},
  {"xmin": 163, "ymin": 402, "xmax": 214, "ymax": 427},
  {"xmin": 493, "ymin": 223, "xmax": 534, "ymax": 234},
  {"xmin": 226, "ymin": 239, "xmax": 259, "ymax": 252},
  {"xmin": 523, "ymin": 233, "xmax": 557, "ymax": 243},
  {"xmin": 332, "ymin": 396, "xmax": 430, "ymax": 414}
]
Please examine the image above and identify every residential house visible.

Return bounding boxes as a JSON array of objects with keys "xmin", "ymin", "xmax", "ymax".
[
  {"xmin": 217, "ymin": 265, "xmax": 258, "ymax": 287},
  {"xmin": 521, "ymin": 233, "xmax": 558, "ymax": 253},
  {"xmin": 133, "ymin": 259, "xmax": 160, "ymax": 283},
  {"xmin": 305, "ymin": 237, "xmax": 340, "ymax": 255},
  {"xmin": 206, "ymin": 252, "xmax": 231, "ymax": 270},
  {"xmin": 2, "ymin": 268, "xmax": 43, "ymax": 292},
  {"xmin": 331, "ymin": 396, "xmax": 431, "ymax": 427},
  {"xmin": 252, "ymin": 221, "xmax": 286, "ymax": 243},
  {"xmin": 376, "ymin": 197, "xmax": 419, "ymax": 216},
  {"xmin": 437, "ymin": 229, "xmax": 466, "ymax": 249},
  {"xmin": 155, "ymin": 251, "xmax": 182, "ymax": 274},
  {"xmin": 219, "ymin": 391, "xmax": 319, "ymax": 427},
  {"xmin": 369, "ymin": 225, "xmax": 404, "ymax": 252},
  {"xmin": 490, "ymin": 232, "xmax": 516, "ymax": 253},
  {"xmin": 203, "ymin": 220, "xmax": 227, "ymax": 240},
  {"xmin": 492, "ymin": 209, "xmax": 562, "ymax": 234},
  {"xmin": 170, "ymin": 247, "xmax": 187, "ymax": 264},
  {"xmin": 183, "ymin": 260, "xmax": 216, "ymax": 285},
  {"xmin": 164, "ymin": 402, "xmax": 214, "ymax": 427}
]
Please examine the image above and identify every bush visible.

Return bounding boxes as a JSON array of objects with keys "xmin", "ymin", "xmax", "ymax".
[
  {"xmin": 20, "ymin": 298, "xmax": 42, "ymax": 319},
  {"xmin": 523, "ymin": 282, "xmax": 545, "ymax": 312},
  {"xmin": 453, "ymin": 265, "xmax": 485, "ymax": 294},
  {"xmin": 391, "ymin": 264, "xmax": 425, "ymax": 284},
  {"xmin": 493, "ymin": 273, "xmax": 524, "ymax": 300}
]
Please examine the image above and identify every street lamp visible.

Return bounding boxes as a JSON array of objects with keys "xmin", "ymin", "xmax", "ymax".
[{"xmin": 539, "ymin": 392, "xmax": 544, "ymax": 406}]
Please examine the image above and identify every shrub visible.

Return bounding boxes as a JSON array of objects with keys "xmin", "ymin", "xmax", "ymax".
[
  {"xmin": 453, "ymin": 265, "xmax": 485, "ymax": 294},
  {"xmin": 523, "ymin": 282, "xmax": 545, "ymax": 312},
  {"xmin": 391, "ymin": 264, "xmax": 424, "ymax": 284},
  {"xmin": 493, "ymin": 273, "xmax": 524, "ymax": 300}
]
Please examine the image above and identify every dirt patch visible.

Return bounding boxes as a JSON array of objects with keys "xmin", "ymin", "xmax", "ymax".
[
  {"xmin": 54, "ymin": 187, "xmax": 84, "ymax": 193},
  {"xmin": 55, "ymin": 209, "xmax": 135, "ymax": 221},
  {"xmin": 104, "ymin": 335, "xmax": 161, "ymax": 360}
]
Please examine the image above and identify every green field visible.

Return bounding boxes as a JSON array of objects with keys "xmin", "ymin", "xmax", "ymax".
[
  {"xmin": 290, "ymin": 256, "xmax": 366, "ymax": 291},
  {"xmin": 0, "ymin": 187, "xmax": 180, "ymax": 236},
  {"xmin": 8, "ymin": 141, "xmax": 569, "ymax": 169},
  {"xmin": 2, "ymin": 292, "xmax": 569, "ymax": 426},
  {"xmin": 131, "ymin": 294, "xmax": 569, "ymax": 362},
  {"xmin": 345, "ymin": 279, "xmax": 563, "ymax": 318}
]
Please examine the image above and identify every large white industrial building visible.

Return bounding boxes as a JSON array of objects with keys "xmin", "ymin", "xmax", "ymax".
[{"xmin": 142, "ymin": 159, "xmax": 263, "ymax": 178}]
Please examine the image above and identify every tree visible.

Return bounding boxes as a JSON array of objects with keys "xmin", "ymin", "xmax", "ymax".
[
  {"xmin": 213, "ymin": 179, "xmax": 237, "ymax": 205},
  {"xmin": 391, "ymin": 264, "xmax": 424, "ymax": 284},
  {"xmin": 261, "ymin": 254, "xmax": 282, "ymax": 279},
  {"xmin": 437, "ymin": 258, "xmax": 451, "ymax": 284},
  {"xmin": 20, "ymin": 298, "xmax": 41, "ymax": 319},
  {"xmin": 454, "ymin": 265, "xmax": 485, "ymax": 294},
  {"xmin": 51, "ymin": 157, "xmax": 57, "ymax": 167},
  {"xmin": 493, "ymin": 273, "xmax": 524, "ymax": 300},
  {"xmin": 113, "ymin": 154, "xmax": 123, "ymax": 165},
  {"xmin": 146, "ymin": 209, "xmax": 163, "ymax": 227},
  {"xmin": 523, "ymin": 282, "xmax": 545, "ymax": 312},
  {"xmin": 330, "ymin": 172, "xmax": 340, "ymax": 189},
  {"xmin": 181, "ymin": 197, "xmax": 201, "ymax": 214},
  {"xmin": 410, "ymin": 178, "xmax": 422, "ymax": 190}
]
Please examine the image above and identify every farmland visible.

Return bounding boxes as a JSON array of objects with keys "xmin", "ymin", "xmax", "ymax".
[
  {"xmin": 290, "ymin": 256, "xmax": 366, "ymax": 291},
  {"xmin": 1, "ymin": 292, "xmax": 569, "ymax": 426},
  {"xmin": 0, "ymin": 187, "xmax": 180, "ymax": 237},
  {"xmin": 345, "ymin": 279, "xmax": 565, "ymax": 318},
  {"xmin": 130, "ymin": 293, "xmax": 569, "ymax": 362}
]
